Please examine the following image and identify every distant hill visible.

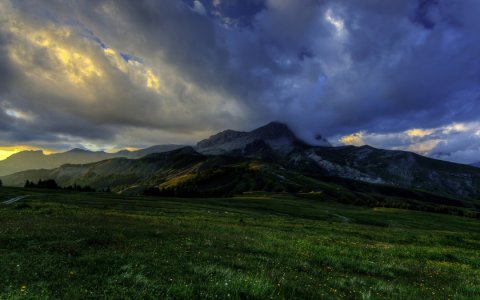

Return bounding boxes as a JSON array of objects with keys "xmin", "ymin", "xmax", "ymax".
[{"xmin": 0, "ymin": 144, "xmax": 184, "ymax": 176}]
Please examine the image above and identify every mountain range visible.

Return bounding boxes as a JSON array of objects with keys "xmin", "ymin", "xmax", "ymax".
[
  {"xmin": 0, "ymin": 144, "xmax": 183, "ymax": 176},
  {"xmin": 1, "ymin": 122, "xmax": 480, "ymax": 208}
]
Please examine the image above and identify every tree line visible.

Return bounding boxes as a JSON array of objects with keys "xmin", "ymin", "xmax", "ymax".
[{"xmin": 24, "ymin": 179, "xmax": 106, "ymax": 192}]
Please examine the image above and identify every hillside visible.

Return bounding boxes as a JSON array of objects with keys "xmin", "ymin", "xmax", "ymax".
[
  {"xmin": 1, "ymin": 147, "xmax": 203, "ymax": 193},
  {"xmin": 1, "ymin": 151, "xmax": 480, "ymax": 217},
  {"xmin": 290, "ymin": 145, "xmax": 480, "ymax": 199}
]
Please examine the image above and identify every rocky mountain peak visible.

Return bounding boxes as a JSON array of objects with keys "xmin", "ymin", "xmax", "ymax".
[
  {"xmin": 196, "ymin": 130, "xmax": 247, "ymax": 150},
  {"xmin": 249, "ymin": 122, "xmax": 296, "ymax": 140},
  {"xmin": 196, "ymin": 121, "xmax": 307, "ymax": 155}
]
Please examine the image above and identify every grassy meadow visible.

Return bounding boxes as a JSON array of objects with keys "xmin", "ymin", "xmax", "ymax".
[{"xmin": 1, "ymin": 187, "xmax": 479, "ymax": 299}]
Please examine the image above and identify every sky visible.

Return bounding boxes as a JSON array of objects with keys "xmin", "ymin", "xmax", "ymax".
[{"xmin": 0, "ymin": 0, "xmax": 479, "ymax": 163}]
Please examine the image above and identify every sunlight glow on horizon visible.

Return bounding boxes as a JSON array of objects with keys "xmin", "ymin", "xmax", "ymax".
[{"xmin": 0, "ymin": 146, "xmax": 56, "ymax": 161}]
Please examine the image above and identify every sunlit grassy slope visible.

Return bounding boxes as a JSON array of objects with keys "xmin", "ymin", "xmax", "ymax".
[{"xmin": 1, "ymin": 187, "xmax": 479, "ymax": 299}]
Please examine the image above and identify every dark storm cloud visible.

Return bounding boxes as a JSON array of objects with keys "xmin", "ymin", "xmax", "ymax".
[
  {"xmin": 413, "ymin": 0, "xmax": 438, "ymax": 29},
  {"xmin": 0, "ymin": 24, "xmax": 16, "ymax": 96},
  {"xmin": 0, "ymin": 0, "xmax": 479, "ymax": 161}
]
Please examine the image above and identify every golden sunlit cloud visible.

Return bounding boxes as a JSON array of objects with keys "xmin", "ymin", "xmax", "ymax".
[
  {"xmin": 339, "ymin": 124, "xmax": 457, "ymax": 156},
  {"xmin": 406, "ymin": 139, "xmax": 442, "ymax": 154},
  {"xmin": 127, "ymin": 60, "xmax": 165, "ymax": 93},
  {"xmin": 442, "ymin": 123, "xmax": 469, "ymax": 134},
  {"xmin": 10, "ymin": 14, "xmax": 165, "ymax": 96},
  {"xmin": 145, "ymin": 69, "xmax": 161, "ymax": 92},
  {"xmin": 0, "ymin": 0, "xmax": 246, "ymax": 151},
  {"xmin": 104, "ymin": 47, "xmax": 163, "ymax": 93},
  {"xmin": 339, "ymin": 132, "xmax": 365, "ymax": 146},
  {"xmin": 405, "ymin": 128, "xmax": 433, "ymax": 138},
  {"xmin": 7, "ymin": 21, "xmax": 103, "ymax": 86},
  {"xmin": 55, "ymin": 48, "xmax": 103, "ymax": 84},
  {"xmin": 103, "ymin": 47, "xmax": 128, "ymax": 72}
]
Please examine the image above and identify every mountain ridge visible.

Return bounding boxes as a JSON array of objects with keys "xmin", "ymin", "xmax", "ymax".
[
  {"xmin": 2, "ymin": 122, "xmax": 480, "ymax": 202},
  {"xmin": 0, "ymin": 144, "xmax": 185, "ymax": 176}
]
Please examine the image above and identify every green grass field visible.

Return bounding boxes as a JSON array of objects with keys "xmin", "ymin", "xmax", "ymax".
[{"xmin": 1, "ymin": 187, "xmax": 479, "ymax": 299}]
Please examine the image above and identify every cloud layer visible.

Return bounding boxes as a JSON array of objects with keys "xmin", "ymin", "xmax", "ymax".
[{"xmin": 0, "ymin": 0, "xmax": 479, "ymax": 162}]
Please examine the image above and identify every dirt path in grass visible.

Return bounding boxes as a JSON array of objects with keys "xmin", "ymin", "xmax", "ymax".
[{"xmin": 2, "ymin": 195, "xmax": 29, "ymax": 205}]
